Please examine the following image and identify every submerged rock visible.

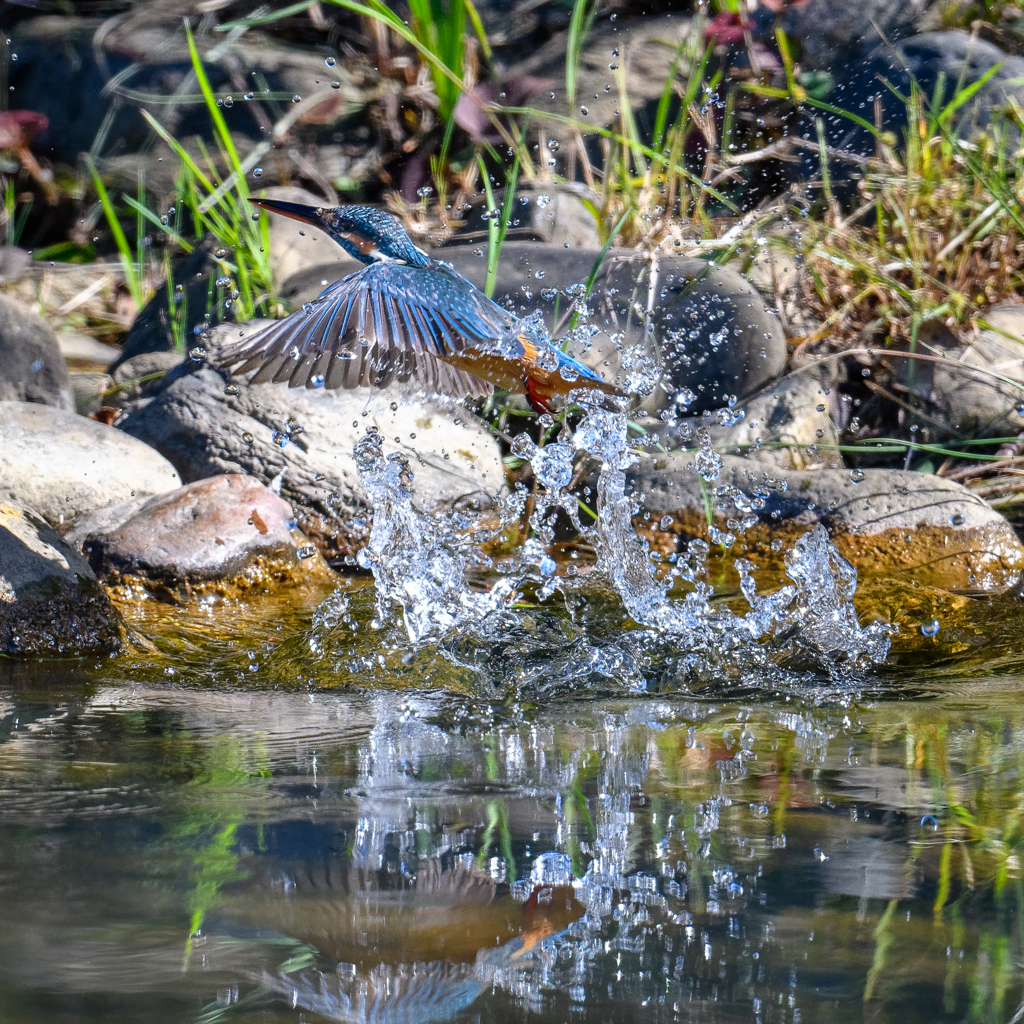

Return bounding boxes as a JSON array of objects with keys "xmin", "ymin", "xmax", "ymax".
[
  {"xmin": 0, "ymin": 401, "xmax": 181, "ymax": 526},
  {"xmin": 114, "ymin": 362, "xmax": 506, "ymax": 550},
  {"xmin": 69, "ymin": 474, "xmax": 333, "ymax": 596},
  {"xmin": 0, "ymin": 293, "xmax": 74, "ymax": 410},
  {"xmin": 631, "ymin": 456, "xmax": 1024, "ymax": 593},
  {"xmin": 0, "ymin": 502, "xmax": 124, "ymax": 655}
]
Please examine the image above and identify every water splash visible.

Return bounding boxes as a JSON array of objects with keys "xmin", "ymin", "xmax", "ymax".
[{"xmin": 345, "ymin": 326, "xmax": 889, "ymax": 681}]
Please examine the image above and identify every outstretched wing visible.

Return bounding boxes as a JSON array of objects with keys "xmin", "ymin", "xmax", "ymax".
[{"xmin": 216, "ymin": 262, "xmax": 511, "ymax": 399}]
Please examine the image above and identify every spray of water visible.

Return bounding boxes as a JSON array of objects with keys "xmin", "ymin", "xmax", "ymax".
[{"xmin": 338, "ymin": 310, "xmax": 890, "ymax": 682}]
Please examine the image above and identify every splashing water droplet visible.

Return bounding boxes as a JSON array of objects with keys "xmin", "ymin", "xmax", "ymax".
[{"xmin": 921, "ymin": 619, "xmax": 940, "ymax": 637}]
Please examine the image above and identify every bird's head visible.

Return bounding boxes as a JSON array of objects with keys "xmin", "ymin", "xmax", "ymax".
[{"xmin": 249, "ymin": 199, "xmax": 431, "ymax": 268}]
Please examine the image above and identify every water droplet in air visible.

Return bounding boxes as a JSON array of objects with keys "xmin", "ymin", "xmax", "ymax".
[
  {"xmin": 331, "ymin": 80, "xmax": 341, "ymax": 89},
  {"xmin": 297, "ymin": 545, "xmax": 317, "ymax": 559},
  {"xmin": 325, "ymin": 56, "xmax": 337, "ymax": 67},
  {"xmin": 536, "ymin": 194, "xmax": 551, "ymax": 208},
  {"xmin": 223, "ymin": 95, "xmax": 233, "ymax": 107},
  {"xmin": 849, "ymin": 468, "xmax": 865, "ymax": 482},
  {"xmin": 271, "ymin": 431, "xmax": 289, "ymax": 448},
  {"xmin": 580, "ymin": 106, "xmax": 589, "ymax": 116},
  {"xmin": 539, "ymin": 555, "xmax": 557, "ymax": 576},
  {"xmin": 189, "ymin": 346, "xmax": 207, "ymax": 361},
  {"xmin": 242, "ymin": 432, "xmax": 255, "ymax": 445},
  {"xmin": 224, "ymin": 384, "xmax": 239, "ymax": 396},
  {"xmin": 292, "ymin": 94, "xmax": 302, "ymax": 103},
  {"xmin": 920, "ymin": 619, "xmax": 940, "ymax": 637},
  {"xmin": 547, "ymin": 139, "xmax": 560, "ymax": 152},
  {"xmin": 215, "ymin": 275, "xmax": 231, "ymax": 288},
  {"xmin": 949, "ymin": 512, "xmax": 966, "ymax": 526},
  {"xmin": 253, "ymin": 167, "xmax": 263, "ymax": 178},
  {"xmin": 416, "ymin": 185, "xmax": 433, "ymax": 197}
]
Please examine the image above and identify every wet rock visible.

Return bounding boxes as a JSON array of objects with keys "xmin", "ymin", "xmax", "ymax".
[
  {"xmin": 448, "ymin": 243, "xmax": 788, "ymax": 415},
  {"xmin": 0, "ymin": 401, "xmax": 181, "ymax": 527},
  {"xmin": 631, "ymin": 456, "xmax": 1024, "ymax": 592},
  {"xmin": 452, "ymin": 185, "xmax": 602, "ymax": 250},
  {"xmin": 0, "ymin": 502, "xmax": 124, "ymax": 655},
  {"xmin": 0, "ymin": 246, "xmax": 31, "ymax": 285},
  {"xmin": 781, "ymin": 0, "xmax": 933, "ymax": 68},
  {"xmin": 71, "ymin": 474, "xmax": 332, "ymax": 592},
  {"xmin": 811, "ymin": 31, "xmax": 1024, "ymax": 167},
  {"xmin": 115, "ymin": 360, "xmax": 506, "ymax": 526},
  {"xmin": 0, "ymin": 293, "xmax": 73, "ymax": 410},
  {"xmin": 282, "ymin": 243, "xmax": 788, "ymax": 415}
]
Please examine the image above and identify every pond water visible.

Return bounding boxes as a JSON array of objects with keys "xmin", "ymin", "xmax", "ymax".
[{"xmin": 2, "ymin": 568, "xmax": 1024, "ymax": 1024}]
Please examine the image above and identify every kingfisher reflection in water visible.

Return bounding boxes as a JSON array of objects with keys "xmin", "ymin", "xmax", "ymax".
[{"xmin": 215, "ymin": 856, "xmax": 583, "ymax": 1023}]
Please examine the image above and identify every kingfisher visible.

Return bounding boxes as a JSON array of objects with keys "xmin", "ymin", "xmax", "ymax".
[{"xmin": 216, "ymin": 200, "xmax": 624, "ymax": 413}]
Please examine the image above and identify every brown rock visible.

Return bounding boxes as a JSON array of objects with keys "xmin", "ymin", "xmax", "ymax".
[
  {"xmin": 73, "ymin": 474, "xmax": 333, "ymax": 592},
  {"xmin": 0, "ymin": 502, "xmax": 125, "ymax": 655},
  {"xmin": 631, "ymin": 456, "xmax": 1024, "ymax": 593}
]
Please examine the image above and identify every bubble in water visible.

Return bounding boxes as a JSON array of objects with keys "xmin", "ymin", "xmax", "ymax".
[
  {"xmin": 223, "ymin": 95, "xmax": 233, "ymax": 108},
  {"xmin": 921, "ymin": 619, "xmax": 940, "ymax": 637},
  {"xmin": 242, "ymin": 432, "xmax": 255, "ymax": 445},
  {"xmin": 215, "ymin": 275, "xmax": 231, "ymax": 288}
]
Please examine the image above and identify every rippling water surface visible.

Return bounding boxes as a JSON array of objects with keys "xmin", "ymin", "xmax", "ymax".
[{"xmin": 2, "ymin": 578, "xmax": 1024, "ymax": 1024}]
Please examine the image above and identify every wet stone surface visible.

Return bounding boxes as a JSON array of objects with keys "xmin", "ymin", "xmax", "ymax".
[
  {"xmin": 633, "ymin": 455, "xmax": 1024, "ymax": 593},
  {"xmin": 0, "ymin": 501, "xmax": 124, "ymax": 655}
]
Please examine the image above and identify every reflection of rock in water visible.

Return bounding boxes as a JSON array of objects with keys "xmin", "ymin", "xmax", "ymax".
[
  {"xmin": 823, "ymin": 837, "xmax": 916, "ymax": 902},
  {"xmin": 220, "ymin": 856, "xmax": 583, "ymax": 1020}
]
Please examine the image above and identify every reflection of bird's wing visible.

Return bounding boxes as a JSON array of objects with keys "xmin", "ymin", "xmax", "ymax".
[
  {"xmin": 259, "ymin": 961, "xmax": 483, "ymax": 1024},
  {"xmin": 217, "ymin": 262, "xmax": 511, "ymax": 399}
]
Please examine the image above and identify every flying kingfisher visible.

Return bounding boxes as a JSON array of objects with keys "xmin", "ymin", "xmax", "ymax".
[{"xmin": 216, "ymin": 200, "xmax": 624, "ymax": 413}]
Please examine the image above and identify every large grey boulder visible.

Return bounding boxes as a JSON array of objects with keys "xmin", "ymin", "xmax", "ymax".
[
  {"xmin": 0, "ymin": 501, "xmax": 124, "ymax": 654},
  {"xmin": 0, "ymin": 401, "xmax": 181, "ymax": 526},
  {"xmin": 115, "ymin": 363, "xmax": 506, "ymax": 520},
  {"xmin": 0, "ymin": 293, "xmax": 74, "ymax": 410}
]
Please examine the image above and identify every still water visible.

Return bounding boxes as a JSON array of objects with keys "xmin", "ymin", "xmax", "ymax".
[{"xmin": 1, "ymin": 577, "xmax": 1023, "ymax": 1024}]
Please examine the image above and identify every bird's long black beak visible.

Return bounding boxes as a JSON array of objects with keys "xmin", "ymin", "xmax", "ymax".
[{"xmin": 249, "ymin": 198, "xmax": 325, "ymax": 228}]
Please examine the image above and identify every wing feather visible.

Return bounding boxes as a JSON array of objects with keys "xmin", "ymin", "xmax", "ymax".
[{"xmin": 216, "ymin": 261, "xmax": 510, "ymax": 400}]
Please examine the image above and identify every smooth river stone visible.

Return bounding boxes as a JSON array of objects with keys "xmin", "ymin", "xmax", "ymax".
[
  {"xmin": 69, "ymin": 473, "xmax": 333, "ymax": 589},
  {"xmin": 0, "ymin": 501, "xmax": 124, "ymax": 655},
  {"xmin": 0, "ymin": 292, "xmax": 74, "ymax": 410},
  {"xmin": 629, "ymin": 456, "xmax": 1024, "ymax": 593},
  {"xmin": 0, "ymin": 401, "xmax": 182, "ymax": 526}
]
